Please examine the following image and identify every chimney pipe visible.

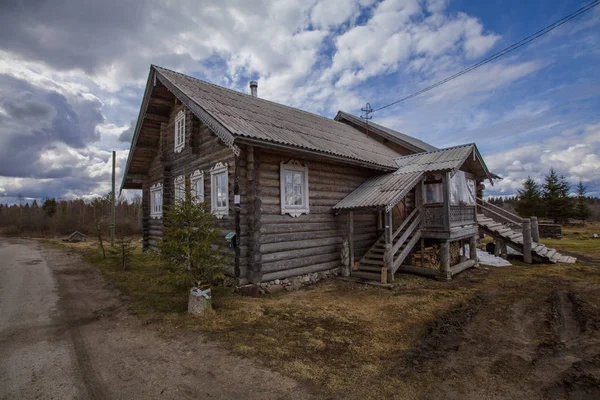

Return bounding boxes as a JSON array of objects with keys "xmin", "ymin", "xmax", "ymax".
[{"xmin": 249, "ymin": 80, "xmax": 258, "ymax": 97}]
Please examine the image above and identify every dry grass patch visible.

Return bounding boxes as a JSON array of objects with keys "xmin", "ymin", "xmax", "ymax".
[
  {"xmin": 182, "ymin": 278, "xmax": 477, "ymax": 396},
  {"xmin": 542, "ymin": 222, "xmax": 600, "ymax": 260}
]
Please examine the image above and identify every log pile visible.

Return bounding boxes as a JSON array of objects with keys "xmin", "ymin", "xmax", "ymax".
[{"xmin": 411, "ymin": 242, "xmax": 461, "ymax": 269}]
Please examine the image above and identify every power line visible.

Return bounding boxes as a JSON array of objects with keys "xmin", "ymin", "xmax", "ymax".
[{"xmin": 375, "ymin": 0, "xmax": 599, "ymax": 112}]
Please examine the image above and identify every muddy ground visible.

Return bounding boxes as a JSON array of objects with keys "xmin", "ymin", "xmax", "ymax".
[
  {"xmin": 393, "ymin": 270, "xmax": 600, "ymax": 400},
  {"xmin": 2, "ymin": 237, "xmax": 598, "ymax": 399}
]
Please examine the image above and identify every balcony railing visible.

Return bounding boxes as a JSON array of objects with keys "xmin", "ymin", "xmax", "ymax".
[{"xmin": 423, "ymin": 204, "xmax": 476, "ymax": 230}]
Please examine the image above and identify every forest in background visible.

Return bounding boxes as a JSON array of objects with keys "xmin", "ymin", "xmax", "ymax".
[{"xmin": 0, "ymin": 193, "xmax": 142, "ymax": 238}]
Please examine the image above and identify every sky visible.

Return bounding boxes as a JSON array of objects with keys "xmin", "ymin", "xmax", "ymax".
[{"xmin": 0, "ymin": 0, "xmax": 598, "ymax": 205}]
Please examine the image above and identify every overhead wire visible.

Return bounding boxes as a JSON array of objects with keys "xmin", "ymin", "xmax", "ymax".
[{"xmin": 373, "ymin": 0, "xmax": 600, "ymax": 112}]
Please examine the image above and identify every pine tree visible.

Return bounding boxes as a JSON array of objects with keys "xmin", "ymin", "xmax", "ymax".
[
  {"xmin": 543, "ymin": 169, "xmax": 562, "ymax": 224},
  {"xmin": 574, "ymin": 180, "xmax": 591, "ymax": 225},
  {"xmin": 516, "ymin": 177, "xmax": 543, "ymax": 218},
  {"xmin": 558, "ymin": 174, "xmax": 573, "ymax": 223}
]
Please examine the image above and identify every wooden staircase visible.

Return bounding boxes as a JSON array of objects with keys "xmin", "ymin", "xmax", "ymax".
[
  {"xmin": 352, "ymin": 208, "xmax": 422, "ymax": 282},
  {"xmin": 476, "ymin": 199, "xmax": 576, "ymax": 264}
]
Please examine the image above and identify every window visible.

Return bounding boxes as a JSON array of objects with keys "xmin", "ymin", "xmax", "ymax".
[
  {"xmin": 190, "ymin": 170, "xmax": 204, "ymax": 203},
  {"xmin": 150, "ymin": 183, "xmax": 163, "ymax": 218},
  {"xmin": 280, "ymin": 160, "xmax": 309, "ymax": 217},
  {"xmin": 210, "ymin": 162, "xmax": 228, "ymax": 218},
  {"xmin": 174, "ymin": 175, "xmax": 185, "ymax": 203},
  {"xmin": 424, "ymin": 174, "xmax": 443, "ymax": 204},
  {"xmin": 174, "ymin": 110, "xmax": 185, "ymax": 153}
]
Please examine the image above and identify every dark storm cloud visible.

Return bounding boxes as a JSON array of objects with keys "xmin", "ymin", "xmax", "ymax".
[
  {"xmin": 118, "ymin": 120, "xmax": 136, "ymax": 143},
  {"xmin": 0, "ymin": 74, "xmax": 103, "ymax": 178},
  {"xmin": 0, "ymin": 0, "xmax": 149, "ymax": 74}
]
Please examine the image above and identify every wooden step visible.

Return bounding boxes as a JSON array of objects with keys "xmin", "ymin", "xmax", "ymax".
[
  {"xmin": 360, "ymin": 258, "xmax": 384, "ymax": 266},
  {"xmin": 357, "ymin": 265, "xmax": 385, "ymax": 273},
  {"xmin": 546, "ymin": 249, "xmax": 557, "ymax": 260},
  {"xmin": 351, "ymin": 270, "xmax": 382, "ymax": 281}
]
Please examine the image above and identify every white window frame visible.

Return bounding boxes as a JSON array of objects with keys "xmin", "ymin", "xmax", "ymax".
[
  {"xmin": 150, "ymin": 183, "xmax": 163, "ymax": 219},
  {"xmin": 174, "ymin": 175, "xmax": 185, "ymax": 203},
  {"xmin": 174, "ymin": 110, "xmax": 185, "ymax": 153},
  {"xmin": 190, "ymin": 169, "xmax": 204, "ymax": 204},
  {"xmin": 210, "ymin": 162, "xmax": 228, "ymax": 219},
  {"xmin": 280, "ymin": 160, "xmax": 309, "ymax": 218}
]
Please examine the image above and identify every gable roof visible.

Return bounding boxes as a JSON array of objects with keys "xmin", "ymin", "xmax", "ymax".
[
  {"xmin": 334, "ymin": 111, "xmax": 438, "ymax": 153},
  {"xmin": 153, "ymin": 66, "xmax": 401, "ymax": 168},
  {"xmin": 394, "ymin": 143, "xmax": 493, "ymax": 183}
]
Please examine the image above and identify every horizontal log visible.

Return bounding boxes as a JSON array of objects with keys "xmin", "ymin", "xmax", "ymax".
[
  {"xmin": 260, "ymin": 262, "xmax": 341, "ymax": 282},
  {"xmin": 262, "ymin": 252, "xmax": 340, "ymax": 273},
  {"xmin": 450, "ymin": 259, "xmax": 476, "ymax": 276},
  {"xmin": 261, "ymin": 221, "xmax": 375, "ymax": 235},
  {"xmin": 396, "ymin": 265, "xmax": 440, "ymax": 277}
]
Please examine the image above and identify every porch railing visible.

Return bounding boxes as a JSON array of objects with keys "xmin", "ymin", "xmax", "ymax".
[{"xmin": 422, "ymin": 204, "xmax": 477, "ymax": 230}]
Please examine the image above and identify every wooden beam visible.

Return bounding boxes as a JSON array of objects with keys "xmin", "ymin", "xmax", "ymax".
[
  {"xmin": 150, "ymin": 97, "xmax": 175, "ymax": 107},
  {"xmin": 439, "ymin": 240, "xmax": 450, "ymax": 280},
  {"xmin": 144, "ymin": 112, "xmax": 170, "ymax": 123},
  {"xmin": 349, "ymin": 211, "xmax": 355, "ymax": 272},
  {"xmin": 443, "ymin": 171, "xmax": 451, "ymax": 231}
]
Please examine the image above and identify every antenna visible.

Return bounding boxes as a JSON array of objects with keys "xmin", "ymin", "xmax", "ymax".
[{"xmin": 360, "ymin": 102, "xmax": 373, "ymax": 136}]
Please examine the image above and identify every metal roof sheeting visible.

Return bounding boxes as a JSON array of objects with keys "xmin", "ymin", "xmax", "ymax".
[
  {"xmin": 333, "ymin": 171, "xmax": 423, "ymax": 211},
  {"xmin": 335, "ymin": 111, "xmax": 438, "ymax": 153},
  {"xmin": 394, "ymin": 143, "xmax": 475, "ymax": 174},
  {"xmin": 154, "ymin": 66, "xmax": 401, "ymax": 169}
]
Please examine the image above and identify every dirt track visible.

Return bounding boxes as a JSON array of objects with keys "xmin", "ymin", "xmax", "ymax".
[
  {"xmin": 395, "ymin": 271, "xmax": 600, "ymax": 400},
  {"xmin": 0, "ymin": 238, "xmax": 314, "ymax": 399}
]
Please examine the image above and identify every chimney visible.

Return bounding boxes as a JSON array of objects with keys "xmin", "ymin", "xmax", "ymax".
[{"xmin": 249, "ymin": 80, "xmax": 258, "ymax": 97}]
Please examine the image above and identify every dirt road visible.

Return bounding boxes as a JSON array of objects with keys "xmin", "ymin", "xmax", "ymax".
[{"xmin": 0, "ymin": 239, "xmax": 314, "ymax": 399}]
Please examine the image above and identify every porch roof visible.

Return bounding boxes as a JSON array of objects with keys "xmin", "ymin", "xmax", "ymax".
[
  {"xmin": 393, "ymin": 143, "xmax": 493, "ymax": 183},
  {"xmin": 332, "ymin": 171, "xmax": 423, "ymax": 212}
]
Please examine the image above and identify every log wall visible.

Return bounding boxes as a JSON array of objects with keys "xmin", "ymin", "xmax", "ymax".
[
  {"xmin": 255, "ymin": 149, "xmax": 380, "ymax": 282},
  {"xmin": 142, "ymin": 103, "xmax": 240, "ymax": 274}
]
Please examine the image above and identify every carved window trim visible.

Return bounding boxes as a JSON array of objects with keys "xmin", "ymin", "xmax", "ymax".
[
  {"xmin": 190, "ymin": 169, "xmax": 204, "ymax": 204},
  {"xmin": 150, "ymin": 183, "xmax": 163, "ymax": 219},
  {"xmin": 280, "ymin": 160, "xmax": 309, "ymax": 218},
  {"xmin": 173, "ymin": 175, "xmax": 185, "ymax": 203},
  {"xmin": 174, "ymin": 110, "xmax": 185, "ymax": 153},
  {"xmin": 210, "ymin": 162, "xmax": 228, "ymax": 219}
]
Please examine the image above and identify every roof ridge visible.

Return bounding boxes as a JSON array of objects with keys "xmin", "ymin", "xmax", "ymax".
[
  {"xmin": 152, "ymin": 65, "xmax": 355, "ymax": 129},
  {"xmin": 393, "ymin": 142, "xmax": 475, "ymax": 161}
]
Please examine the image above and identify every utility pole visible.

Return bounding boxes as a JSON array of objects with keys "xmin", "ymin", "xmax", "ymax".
[{"xmin": 110, "ymin": 150, "xmax": 116, "ymax": 247}]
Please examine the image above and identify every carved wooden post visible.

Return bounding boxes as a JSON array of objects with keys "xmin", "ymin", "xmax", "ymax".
[
  {"xmin": 348, "ymin": 211, "xmax": 354, "ymax": 271},
  {"xmin": 522, "ymin": 218, "xmax": 532, "ymax": 264},
  {"xmin": 440, "ymin": 240, "xmax": 451, "ymax": 280},
  {"xmin": 247, "ymin": 146, "xmax": 263, "ymax": 283},
  {"xmin": 530, "ymin": 216, "xmax": 540, "ymax": 243},
  {"xmin": 384, "ymin": 210, "xmax": 393, "ymax": 278},
  {"xmin": 469, "ymin": 235, "xmax": 478, "ymax": 265}
]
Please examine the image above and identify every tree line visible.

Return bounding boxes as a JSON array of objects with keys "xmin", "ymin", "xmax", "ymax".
[
  {"xmin": 0, "ymin": 193, "xmax": 142, "ymax": 237},
  {"xmin": 487, "ymin": 168, "xmax": 595, "ymax": 224}
]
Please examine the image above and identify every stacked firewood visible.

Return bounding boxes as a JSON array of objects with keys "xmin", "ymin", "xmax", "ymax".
[{"xmin": 411, "ymin": 242, "xmax": 462, "ymax": 269}]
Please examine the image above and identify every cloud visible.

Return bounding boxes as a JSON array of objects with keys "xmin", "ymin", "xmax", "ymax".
[
  {"xmin": 0, "ymin": 0, "xmax": 597, "ymax": 201},
  {"xmin": 485, "ymin": 123, "xmax": 600, "ymax": 196}
]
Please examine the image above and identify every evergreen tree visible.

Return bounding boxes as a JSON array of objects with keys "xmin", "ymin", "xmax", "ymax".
[
  {"xmin": 516, "ymin": 177, "xmax": 543, "ymax": 217},
  {"xmin": 159, "ymin": 193, "xmax": 230, "ymax": 289},
  {"xmin": 574, "ymin": 180, "xmax": 591, "ymax": 225},
  {"xmin": 543, "ymin": 169, "xmax": 562, "ymax": 224},
  {"xmin": 558, "ymin": 174, "xmax": 573, "ymax": 222}
]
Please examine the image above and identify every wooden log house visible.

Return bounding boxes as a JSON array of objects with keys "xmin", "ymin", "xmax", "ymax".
[{"xmin": 121, "ymin": 65, "xmax": 498, "ymax": 285}]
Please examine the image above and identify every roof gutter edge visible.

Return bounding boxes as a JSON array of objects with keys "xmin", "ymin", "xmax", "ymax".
[{"xmin": 234, "ymin": 137, "xmax": 397, "ymax": 172}]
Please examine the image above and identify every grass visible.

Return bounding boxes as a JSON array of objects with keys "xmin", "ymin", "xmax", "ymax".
[
  {"xmin": 542, "ymin": 221, "xmax": 600, "ymax": 260},
  {"xmin": 49, "ymin": 235, "xmax": 600, "ymax": 399}
]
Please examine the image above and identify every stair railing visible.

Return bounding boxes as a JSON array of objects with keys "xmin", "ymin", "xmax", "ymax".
[
  {"xmin": 477, "ymin": 197, "xmax": 535, "ymax": 264},
  {"xmin": 387, "ymin": 209, "xmax": 422, "ymax": 274},
  {"xmin": 476, "ymin": 197, "xmax": 523, "ymax": 230}
]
